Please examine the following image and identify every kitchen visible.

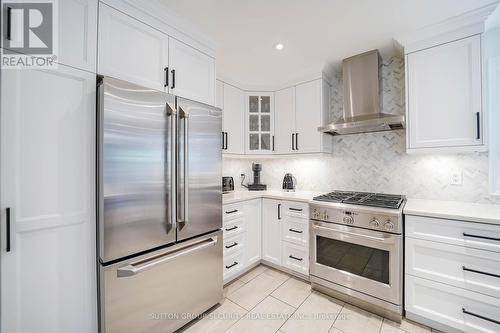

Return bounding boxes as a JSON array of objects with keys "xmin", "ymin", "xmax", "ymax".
[{"xmin": 1, "ymin": 1, "xmax": 500, "ymax": 333}]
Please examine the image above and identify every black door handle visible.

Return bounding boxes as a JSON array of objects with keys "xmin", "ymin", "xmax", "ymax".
[
  {"xmin": 221, "ymin": 132, "xmax": 225, "ymax": 149},
  {"xmin": 289, "ymin": 255, "xmax": 303, "ymax": 261},
  {"xmin": 476, "ymin": 112, "xmax": 480, "ymax": 140},
  {"xmin": 225, "ymin": 242, "xmax": 238, "ymax": 249},
  {"xmin": 6, "ymin": 208, "xmax": 11, "ymax": 252},
  {"xmin": 462, "ymin": 308, "xmax": 500, "ymax": 325},
  {"xmin": 6, "ymin": 7, "xmax": 12, "ymax": 41},
  {"xmin": 225, "ymin": 262, "xmax": 238, "ymax": 269},
  {"xmin": 224, "ymin": 132, "xmax": 228, "ymax": 150},
  {"xmin": 272, "ymin": 135, "xmax": 275, "ymax": 151},
  {"xmin": 171, "ymin": 69, "xmax": 176, "ymax": 89},
  {"xmin": 225, "ymin": 226, "xmax": 238, "ymax": 232},
  {"xmin": 295, "ymin": 133, "xmax": 299, "ymax": 150},
  {"xmin": 164, "ymin": 67, "xmax": 169, "ymax": 88},
  {"xmin": 289, "ymin": 207, "xmax": 303, "ymax": 212},
  {"xmin": 463, "ymin": 266, "xmax": 500, "ymax": 279},
  {"xmin": 463, "ymin": 233, "xmax": 500, "ymax": 242},
  {"xmin": 225, "ymin": 209, "xmax": 238, "ymax": 214},
  {"xmin": 291, "ymin": 133, "xmax": 295, "ymax": 150},
  {"xmin": 278, "ymin": 203, "xmax": 281, "ymax": 220},
  {"xmin": 289, "ymin": 228, "xmax": 303, "ymax": 234}
]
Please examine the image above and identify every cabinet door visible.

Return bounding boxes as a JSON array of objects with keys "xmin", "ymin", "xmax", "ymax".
[
  {"xmin": 274, "ymin": 87, "xmax": 295, "ymax": 154},
  {"xmin": 98, "ymin": 3, "xmax": 169, "ymax": 91},
  {"xmin": 216, "ymin": 80, "xmax": 224, "ymax": 109},
  {"xmin": 407, "ymin": 35, "xmax": 482, "ymax": 149},
  {"xmin": 169, "ymin": 38, "xmax": 216, "ymax": 105},
  {"xmin": 262, "ymin": 199, "xmax": 282, "ymax": 265},
  {"xmin": 223, "ymin": 83, "xmax": 245, "ymax": 154},
  {"xmin": 244, "ymin": 199, "xmax": 262, "ymax": 265},
  {"xmin": 59, "ymin": 0, "xmax": 97, "ymax": 72},
  {"xmin": 295, "ymin": 79, "xmax": 323, "ymax": 153},
  {"xmin": 1, "ymin": 65, "xmax": 97, "ymax": 333},
  {"xmin": 246, "ymin": 93, "xmax": 274, "ymax": 154}
]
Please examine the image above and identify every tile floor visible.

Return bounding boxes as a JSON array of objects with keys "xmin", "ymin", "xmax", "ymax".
[{"xmin": 179, "ymin": 264, "xmax": 440, "ymax": 333}]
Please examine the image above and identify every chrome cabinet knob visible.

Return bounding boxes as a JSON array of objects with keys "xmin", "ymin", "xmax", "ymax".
[
  {"xmin": 370, "ymin": 218, "xmax": 380, "ymax": 228},
  {"xmin": 384, "ymin": 221, "xmax": 394, "ymax": 231}
]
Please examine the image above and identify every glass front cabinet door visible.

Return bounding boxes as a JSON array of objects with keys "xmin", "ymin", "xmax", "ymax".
[{"xmin": 246, "ymin": 92, "xmax": 274, "ymax": 154}]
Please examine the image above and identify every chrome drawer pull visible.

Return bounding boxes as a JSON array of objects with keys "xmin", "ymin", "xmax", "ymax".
[
  {"xmin": 225, "ymin": 226, "xmax": 238, "ymax": 232},
  {"xmin": 289, "ymin": 228, "xmax": 303, "ymax": 234},
  {"xmin": 462, "ymin": 308, "xmax": 500, "ymax": 325},
  {"xmin": 289, "ymin": 255, "xmax": 303, "ymax": 262},
  {"xmin": 289, "ymin": 208, "xmax": 303, "ymax": 212},
  {"xmin": 463, "ymin": 233, "xmax": 500, "ymax": 242},
  {"xmin": 225, "ymin": 242, "xmax": 238, "ymax": 249},
  {"xmin": 463, "ymin": 266, "xmax": 500, "ymax": 279},
  {"xmin": 225, "ymin": 209, "xmax": 238, "ymax": 214},
  {"xmin": 225, "ymin": 262, "xmax": 238, "ymax": 269}
]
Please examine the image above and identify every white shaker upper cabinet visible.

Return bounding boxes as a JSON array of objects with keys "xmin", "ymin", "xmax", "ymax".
[
  {"xmin": 406, "ymin": 35, "xmax": 483, "ymax": 152},
  {"xmin": 1, "ymin": 65, "xmax": 97, "ymax": 333},
  {"xmin": 246, "ymin": 92, "xmax": 275, "ymax": 154},
  {"xmin": 274, "ymin": 87, "xmax": 296, "ymax": 154},
  {"xmin": 59, "ymin": 0, "xmax": 98, "ymax": 72},
  {"xmin": 98, "ymin": 3, "xmax": 169, "ymax": 91},
  {"xmin": 223, "ymin": 83, "xmax": 246, "ymax": 154},
  {"xmin": 216, "ymin": 79, "xmax": 224, "ymax": 109},
  {"xmin": 169, "ymin": 37, "xmax": 216, "ymax": 106}
]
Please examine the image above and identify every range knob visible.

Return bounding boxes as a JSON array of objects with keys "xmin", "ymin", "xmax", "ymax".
[
  {"xmin": 369, "ymin": 218, "xmax": 380, "ymax": 228},
  {"xmin": 343, "ymin": 215, "xmax": 354, "ymax": 224},
  {"xmin": 323, "ymin": 210, "xmax": 329, "ymax": 220},
  {"xmin": 384, "ymin": 221, "xmax": 395, "ymax": 231}
]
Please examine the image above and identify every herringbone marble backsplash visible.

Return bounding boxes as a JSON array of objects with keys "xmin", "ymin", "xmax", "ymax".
[{"xmin": 223, "ymin": 57, "xmax": 500, "ymax": 204}]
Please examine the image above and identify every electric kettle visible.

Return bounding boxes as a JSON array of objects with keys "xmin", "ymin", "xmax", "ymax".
[{"xmin": 282, "ymin": 173, "xmax": 297, "ymax": 192}]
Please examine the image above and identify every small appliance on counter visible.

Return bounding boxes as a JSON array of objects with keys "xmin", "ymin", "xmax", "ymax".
[
  {"xmin": 245, "ymin": 163, "xmax": 267, "ymax": 191},
  {"xmin": 282, "ymin": 173, "xmax": 296, "ymax": 192},
  {"xmin": 222, "ymin": 177, "xmax": 234, "ymax": 193}
]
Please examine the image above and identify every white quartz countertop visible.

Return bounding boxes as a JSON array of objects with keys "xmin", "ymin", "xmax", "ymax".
[
  {"xmin": 223, "ymin": 190, "xmax": 322, "ymax": 205},
  {"xmin": 404, "ymin": 198, "xmax": 500, "ymax": 225}
]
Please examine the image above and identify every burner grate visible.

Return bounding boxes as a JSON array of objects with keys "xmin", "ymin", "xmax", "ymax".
[{"xmin": 313, "ymin": 191, "xmax": 405, "ymax": 209}]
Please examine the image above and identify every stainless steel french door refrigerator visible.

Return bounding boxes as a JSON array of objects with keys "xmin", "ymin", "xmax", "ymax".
[{"xmin": 97, "ymin": 77, "xmax": 223, "ymax": 333}]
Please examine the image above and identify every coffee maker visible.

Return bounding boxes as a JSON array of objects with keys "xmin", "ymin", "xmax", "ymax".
[{"xmin": 247, "ymin": 163, "xmax": 267, "ymax": 191}]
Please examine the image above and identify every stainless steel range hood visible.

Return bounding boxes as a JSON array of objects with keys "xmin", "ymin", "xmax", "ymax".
[{"xmin": 320, "ymin": 50, "xmax": 405, "ymax": 135}]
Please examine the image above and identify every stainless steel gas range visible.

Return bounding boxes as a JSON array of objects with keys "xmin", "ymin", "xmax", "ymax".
[{"xmin": 309, "ymin": 191, "xmax": 406, "ymax": 322}]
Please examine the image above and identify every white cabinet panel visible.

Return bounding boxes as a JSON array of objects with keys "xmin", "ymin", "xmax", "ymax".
[
  {"xmin": 246, "ymin": 92, "xmax": 274, "ymax": 154},
  {"xmin": 222, "ymin": 83, "xmax": 245, "ymax": 154},
  {"xmin": 244, "ymin": 199, "xmax": 262, "ymax": 266},
  {"xmin": 282, "ymin": 219, "xmax": 308, "ymax": 247},
  {"xmin": 406, "ymin": 237, "xmax": 500, "ymax": 298},
  {"xmin": 407, "ymin": 35, "xmax": 483, "ymax": 150},
  {"xmin": 295, "ymin": 79, "xmax": 323, "ymax": 153},
  {"xmin": 262, "ymin": 199, "xmax": 282, "ymax": 265},
  {"xmin": 406, "ymin": 275, "xmax": 500, "ymax": 333},
  {"xmin": 274, "ymin": 87, "xmax": 295, "ymax": 154},
  {"xmin": 1, "ymin": 65, "xmax": 96, "ymax": 333},
  {"xmin": 281, "ymin": 242, "xmax": 309, "ymax": 275},
  {"xmin": 169, "ymin": 37, "xmax": 216, "ymax": 106},
  {"xmin": 216, "ymin": 79, "xmax": 224, "ymax": 109},
  {"xmin": 98, "ymin": 3, "xmax": 169, "ymax": 91},
  {"xmin": 59, "ymin": 0, "xmax": 98, "ymax": 72}
]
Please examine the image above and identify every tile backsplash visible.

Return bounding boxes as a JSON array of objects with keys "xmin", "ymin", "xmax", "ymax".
[{"xmin": 223, "ymin": 56, "xmax": 499, "ymax": 204}]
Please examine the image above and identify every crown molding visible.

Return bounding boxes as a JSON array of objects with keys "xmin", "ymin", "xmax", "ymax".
[{"xmin": 395, "ymin": 1, "xmax": 499, "ymax": 53}]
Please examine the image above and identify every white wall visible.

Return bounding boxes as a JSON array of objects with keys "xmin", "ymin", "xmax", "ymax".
[{"xmin": 223, "ymin": 56, "xmax": 500, "ymax": 204}]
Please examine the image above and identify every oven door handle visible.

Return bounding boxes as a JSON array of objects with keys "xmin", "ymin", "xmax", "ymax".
[{"xmin": 311, "ymin": 222, "xmax": 393, "ymax": 243}]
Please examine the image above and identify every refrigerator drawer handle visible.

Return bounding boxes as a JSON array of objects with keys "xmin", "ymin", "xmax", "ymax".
[
  {"xmin": 116, "ymin": 236, "xmax": 217, "ymax": 278},
  {"xmin": 225, "ymin": 226, "xmax": 238, "ymax": 232}
]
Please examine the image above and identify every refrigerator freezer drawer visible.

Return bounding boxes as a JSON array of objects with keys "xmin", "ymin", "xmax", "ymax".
[{"xmin": 99, "ymin": 230, "xmax": 223, "ymax": 333}]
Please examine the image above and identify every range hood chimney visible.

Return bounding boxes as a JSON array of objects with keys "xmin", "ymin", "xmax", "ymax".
[{"xmin": 319, "ymin": 50, "xmax": 404, "ymax": 135}]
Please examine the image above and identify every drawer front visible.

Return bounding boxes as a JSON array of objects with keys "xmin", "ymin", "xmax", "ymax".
[
  {"xmin": 223, "ymin": 217, "xmax": 245, "ymax": 238},
  {"xmin": 283, "ymin": 201, "xmax": 309, "ymax": 219},
  {"xmin": 406, "ymin": 275, "xmax": 500, "ymax": 333},
  {"xmin": 281, "ymin": 242, "xmax": 309, "ymax": 275},
  {"xmin": 282, "ymin": 219, "xmax": 308, "ymax": 247},
  {"xmin": 406, "ymin": 215, "xmax": 500, "ymax": 253},
  {"xmin": 406, "ymin": 238, "xmax": 500, "ymax": 298},
  {"xmin": 223, "ymin": 203, "xmax": 245, "ymax": 222},
  {"xmin": 223, "ymin": 250, "xmax": 245, "ymax": 280},
  {"xmin": 223, "ymin": 233, "xmax": 245, "ymax": 256}
]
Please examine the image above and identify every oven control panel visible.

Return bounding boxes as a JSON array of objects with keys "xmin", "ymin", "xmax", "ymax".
[{"xmin": 310, "ymin": 204, "xmax": 402, "ymax": 234}]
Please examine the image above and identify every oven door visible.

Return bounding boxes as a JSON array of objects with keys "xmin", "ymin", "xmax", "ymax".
[{"xmin": 310, "ymin": 220, "xmax": 402, "ymax": 304}]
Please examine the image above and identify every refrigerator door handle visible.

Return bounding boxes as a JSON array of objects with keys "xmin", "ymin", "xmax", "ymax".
[
  {"xmin": 166, "ymin": 101, "xmax": 177, "ymax": 233},
  {"xmin": 116, "ymin": 236, "xmax": 218, "ymax": 277},
  {"xmin": 178, "ymin": 106, "xmax": 189, "ymax": 225}
]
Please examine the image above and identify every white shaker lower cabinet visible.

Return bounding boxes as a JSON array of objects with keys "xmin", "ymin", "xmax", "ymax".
[
  {"xmin": 244, "ymin": 199, "xmax": 262, "ymax": 266},
  {"xmin": 98, "ymin": 3, "xmax": 169, "ymax": 91},
  {"xmin": 169, "ymin": 38, "xmax": 216, "ymax": 106},
  {"xmin": 405, "ymin": 215, "xmax": 500, "ymax": 333},
  {"xmin": 1, "ymin": 65, "xmax": 97, "ymax": 333},
  {"xmin": 406, "ymin": 35, "xmax": 483, "ymax": 152},
  {"xmin": 262, "ymin": 199, "xmax": 282, "ymax": 265},
  {"xmin": 280, "ymin": 202, "xmax": 309, "ymax": 275}
]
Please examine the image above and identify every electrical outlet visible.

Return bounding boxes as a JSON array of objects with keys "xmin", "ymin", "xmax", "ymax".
[{"xmin": 451, "ymin": 169, "xmax": 463, "ymax": 185}]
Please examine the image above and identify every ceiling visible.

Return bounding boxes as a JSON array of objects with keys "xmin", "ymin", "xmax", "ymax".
[{"xmin": 159, "ymin": 0, "xmax": 496, "ymax": 89}]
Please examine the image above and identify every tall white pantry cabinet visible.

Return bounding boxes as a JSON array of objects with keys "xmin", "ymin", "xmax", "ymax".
[{"xmin": 0, "ymin": 1, "xmax": 217, "ymax": 332}]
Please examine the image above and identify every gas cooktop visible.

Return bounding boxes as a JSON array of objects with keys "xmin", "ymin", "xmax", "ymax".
[{"xmin": 313, "ymin": 190, "xmax": 405, "ymax": 209}]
